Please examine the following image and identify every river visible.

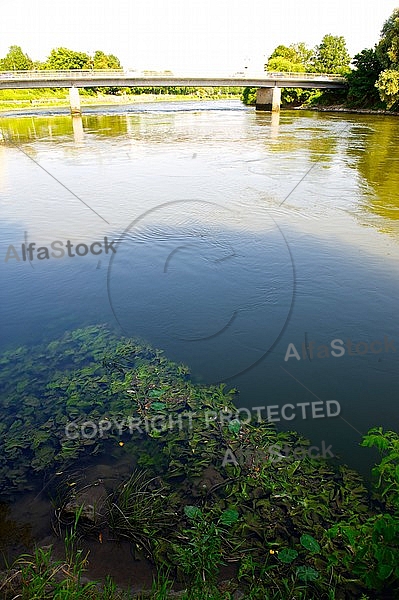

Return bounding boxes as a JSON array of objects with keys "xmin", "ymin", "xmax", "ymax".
[{"xmin": 1, "ymin": 99, "xmax": 398, "ymax": 477}]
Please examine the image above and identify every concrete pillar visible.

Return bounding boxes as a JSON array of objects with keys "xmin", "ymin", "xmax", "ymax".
[
  {"xmin": 69, "ymin": 86, "xmax": 81, "ymax": 115},
  {"xmin": 256, "ymin": 87, "xmax": 281, "ymax": 112}
]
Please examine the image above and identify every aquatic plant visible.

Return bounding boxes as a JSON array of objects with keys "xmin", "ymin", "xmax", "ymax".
[
  {"xmin": 170, "ymin": 506, "xmax": 238, "ymax": 598},
  {"xmin": 327, "ymin": 428, "xmax": 399, "ymax": 592},
  {"xmin": 108, "ymin": 469, "xmax": 177, "ymax": 557},
  {"xmin": 1, "ymin": 325, "xmax": 399, "ymax": 597}
]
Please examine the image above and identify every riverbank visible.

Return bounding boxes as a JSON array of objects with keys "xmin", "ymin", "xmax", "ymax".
[{"xmin": 0, "ymin": 92, "xmax": 240, "ymax": 113}]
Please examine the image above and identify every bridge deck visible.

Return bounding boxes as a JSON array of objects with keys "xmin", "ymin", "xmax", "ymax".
[{"xmin": 0, "ymin": 70, "xmax": 347, "ymax": 90}]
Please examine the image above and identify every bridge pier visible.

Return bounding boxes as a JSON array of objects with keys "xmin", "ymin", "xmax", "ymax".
[
  {"xmin": 256, "ymin": 87, "xmax": 281, "ymax": 112},
  {"xmin": 69, "ymin": 86, "xmax": 81, "ymax": 115}
]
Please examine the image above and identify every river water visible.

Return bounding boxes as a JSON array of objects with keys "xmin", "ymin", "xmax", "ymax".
[{"xmin": 1, "ymin": 99, "xmax": 398, "ymax": 476}]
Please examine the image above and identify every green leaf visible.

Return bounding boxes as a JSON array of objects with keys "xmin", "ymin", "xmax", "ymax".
[
  {"xmin": 378, "ymin": 563, "xmax": 393, "ymax": 580},
  {"xmin": 300, "ymin": 534, "xmax": 320, "ymax": 553},
  {"xmin": 228, "ymin": 419, "xmax": 241, "ymax": 435},
  {"xmin": 148, "ymin": 390, "xmax": 164, "ymax": 398},
  {"xmin": 151, "ymin": 401, "xmax": 166, "ymax": 410},
  {"xmin": 296, "ymin": 566, "xmax": 319, "ymax": 581},
  {"xmin": 220, "ymin": 509, "xmax": 239, "ymax": 525},
  {"xmin": 184, "ymin": 505, "xmax": 202, "ymax": 520},
  {"xmin": 277, "ymin": 548, "xmax": 298, "ymax": 563}
]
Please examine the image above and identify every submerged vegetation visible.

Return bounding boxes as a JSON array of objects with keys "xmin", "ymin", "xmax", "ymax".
[{"xmin": 0, "ymin": 325, "xmax": 398, "ymax": 598}]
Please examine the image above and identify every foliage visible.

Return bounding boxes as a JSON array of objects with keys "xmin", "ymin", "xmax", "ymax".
[
  {"xmin": 0, "ymin": 507, "xmax": 98, "ymax": 599},
  {"xmin": 171, "ymin": 506, "xmax": 237, "ymax": 597},
  {"xmin": 241, "ymin": 87, "xmax": 257, "ymax": 105},
  {"xmin": 108, "ymin": 469, "xmax": 177, "ymax": 556},
  {"xmin": 314, "ymin": 34, "xmax": 351, "ymax": 74},
  {"xmin": 267, "ymin": 57, "xmax": 305, "ymax": 73},
  {"xmin": 361, "ymin": 427, "xmax": 399, "ymax": 511},
  {"xmin": 264, "ymin": 42, "xmax": 316, "ymax": 106},
  {"xmin": 93, "ymin": 51, "xmax": 121, "ymax": 70},
  {"xmin": 90, "ymin": 51, "xmax": 123, "ymax": 95},
  {"xmin": 375, "ymin": 69, "xmax": 399, "ymax": 108},
  {"xmin": 328, "ymin": 428, "xmax": 399, "ymax": 592},
  {"xmin": 0, "ymin": 45, "xmax": 33, "ymax": 70},
  {"xmin": 44, "ymin": 47, "xmax": 91, "ymax": 70},
  {"xmin": 1, "ymin": 327, "xmax": 399, "ymax": 596},
  {"xmin": 346, "ymin": 48, "xmax": 384, "ymax": 108},
  {"xmin": 267, "ymin": 43, "xmax": 314, "ymax": 71},
  {"xmin": 376, "ymin": 8, "xmax": 399, "ymax": 69},
  {"xmin": 374, "ymin": 8, "xmax": 399, "ymax": 108}
]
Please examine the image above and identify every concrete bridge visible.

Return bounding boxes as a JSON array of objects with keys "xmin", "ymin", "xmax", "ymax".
[{"xmin": 0, "ymin": 70, "xmax": 347, "ymax": 113}]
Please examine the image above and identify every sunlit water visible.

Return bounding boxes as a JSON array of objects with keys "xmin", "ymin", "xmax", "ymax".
[{"xmin": 1, "ymin": 99, "xmax": 399, "ymax": 476}]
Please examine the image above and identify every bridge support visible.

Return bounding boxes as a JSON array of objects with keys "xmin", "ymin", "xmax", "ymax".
[
  {"xmin": 69, "ymin": 86, "xmax": 81, "ymax": 115},
  {"xmin": 256, "ymin": 87, "xmax": 281, "ymax": 112}
]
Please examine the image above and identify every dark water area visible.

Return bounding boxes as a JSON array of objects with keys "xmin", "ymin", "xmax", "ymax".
[{"xmin": 0, "ymin": 100, "xmax": 398, "ymax": 585}]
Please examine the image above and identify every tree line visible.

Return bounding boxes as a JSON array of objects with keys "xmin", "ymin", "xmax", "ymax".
[
  {"xmin": 0, "ymin": 46, "xmax": 121, "ymax": 71},
  {"xmin": 245, "ymin": 8, "xmax": 399, "ymax": 110},
  {"xmin": 243, "ymin": 8, "xmax": 399, "ymax": 110},
  {"xmin": 0, "ymin": 46, "xmax": 240, "ymax": 98},
  {"xmin": 348, "ymin": 8, "xmax": 399, "ymax": 109}
]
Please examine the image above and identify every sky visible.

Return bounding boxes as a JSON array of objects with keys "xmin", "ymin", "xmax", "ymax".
[{"xmin": 1, "ymin": 0, "xmax": 398, "ymax": 73}]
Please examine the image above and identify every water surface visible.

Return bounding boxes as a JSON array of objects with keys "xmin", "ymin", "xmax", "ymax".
[{"xmin": 1, "ymin": 100, "xmax": 398, "ymax": 475}]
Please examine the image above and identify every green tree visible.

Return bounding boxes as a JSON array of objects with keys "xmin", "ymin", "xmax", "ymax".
[
  {"xmin": 91, "ymin": 51, "xmax": 123, "ymax": 94},
  {"xmin": 314, "ymin": 34, "xmax": 351, "ymax": 74},
  {"xmin": 346, "ymin": 48, "xmax": 384, "ymax": 107},
  {"xmin": 45, "ymin": 47, "xmax": 91, "ymax": 70},
  {"xmin": 0, "ymin": 45, "xmax": 33, "ymax": 70},
  {"xmin": 376, "ymin": 8, "xmax": 399, "ymax": 69},
  {"xmin": 93, "ymin": 50, "xmax": 121, "ymax": 69},
  {"xmin": 375, "ymin": 9, "xmax": 399, "ymax": 108},
  {"xmin": 292, "ymin": 42, "xmax": 315, "ymax": 70},
  {"xmin": 267, "ymin": 56, "xmax": 305, "ymax": 73},
  {"xmin": 376, "ymin": 69, "xmax": 399, "ymax": 108},
  {"xmin": 264, "ymin": 42, "xmax": 314, "ymax": 106},
  {"xmin": 266, "ymin": 42, "xmax": 314, "ymax": 72}
]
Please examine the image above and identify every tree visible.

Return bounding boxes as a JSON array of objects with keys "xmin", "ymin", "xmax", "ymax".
[
  {"xmin": 267, "ymin": 56, "xmax": 305, "ymax": 73},
  {"xmin": 264, "ymin": 42, "xmax": 314, "ymax": 106},
  {"xmin": 292, "ymin": 42, "xmax": 315, "ymax": 70},
  {"xmin": 45, "ymin": 47, "xmax": 91, "ymax": 70},
  {"xmin": 314, "ymin": 34, "xmax": 351, "ymax": 74},
  {"xmin": 375, "ymin": 69, "xmax": 399, "ymax": 108},
  {"xmin": 93, "ymin": 50, "xmax": 121, "ymax": 69},
  {"xmin": 377, "ymin": 8, "xmax": 399, "ymax": 69},
  {"xmin": 0, "ymin": 45, "xmax": 33, "ymax": 70},
  {"xmin": 346, "ymin": 48, "xmax": 384, "ymax": 107},
  {"xmin": 266, "ymin": 42, "xmax": 314, "ymax": 72},
  {"xmin": 375, "ymin": 9, "xmax": 399, "ymax": 108}
]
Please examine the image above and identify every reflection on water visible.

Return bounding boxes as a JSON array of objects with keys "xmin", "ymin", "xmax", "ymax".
[
  {"xmin": 72, "ymin": 115, "xmax": 84, "ymax": 143},
  {"xmin": 346, "ymin": 116, "xmax": 399, "ymax": 227},
  {"xmin": 0, "ymin": 101, "xmax": 398, "ymax": 475}
]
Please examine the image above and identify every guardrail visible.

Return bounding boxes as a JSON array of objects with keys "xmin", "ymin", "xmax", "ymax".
[{"xmin": 0, "ymin": 69, "xmax": 346, "ymax": 82}]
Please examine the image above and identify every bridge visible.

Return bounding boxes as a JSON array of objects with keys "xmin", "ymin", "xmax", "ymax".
[{"xmin": 0, "ymin": 70, "xmax": 347, "ymax": 112}]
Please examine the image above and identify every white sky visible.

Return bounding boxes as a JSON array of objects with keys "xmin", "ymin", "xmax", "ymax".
[{"xmin": 1, "ymin": 0, "xmax": 398, "ymax": 73}]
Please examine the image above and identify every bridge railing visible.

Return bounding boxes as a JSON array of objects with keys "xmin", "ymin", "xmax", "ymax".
[
  {"xmin": 264, "ymin": 71, "xmax": 345, "ymax": 81},
  {"xmin": 0, "ymin": 69, "xmax": 346, "ymax": 82},
  {"xmin": 0, "ymin": 70, "xmax": 126, "ymax": 79}
]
